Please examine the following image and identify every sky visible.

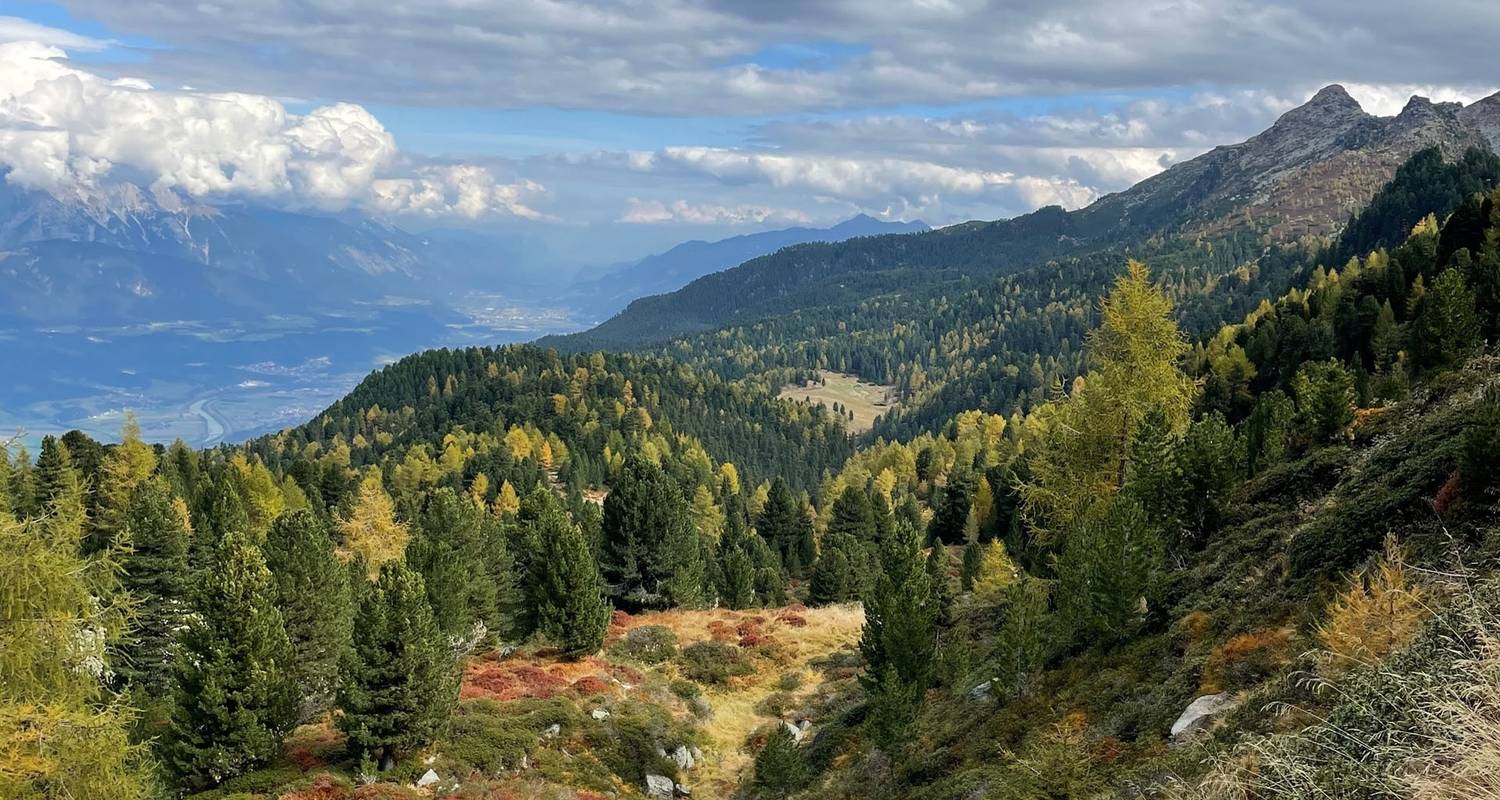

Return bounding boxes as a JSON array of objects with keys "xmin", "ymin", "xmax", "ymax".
[{"xmin": 2, "ymin": 0, "xmax": 1499, "ymax": 263}]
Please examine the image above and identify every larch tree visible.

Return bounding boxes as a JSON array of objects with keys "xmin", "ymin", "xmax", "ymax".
[
  {"xmin": 337, "ymin": 471, "xmax": 409, "ymax": 578},
  {"xmin": 1022, "ymin": 262, "xmax": 1195, "ymax": 539},
  {"xmin": 0, "ymin": 497, "xmax": 153, "ymax": 799},
  {"xmin": 88, "ymin": 414, "xmax": 156, "ymax": 555}
]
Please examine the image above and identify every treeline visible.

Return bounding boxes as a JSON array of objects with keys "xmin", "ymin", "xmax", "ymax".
[{"xmin": 0, "ymin": 397, "xmax": 848, "ymax": 794}]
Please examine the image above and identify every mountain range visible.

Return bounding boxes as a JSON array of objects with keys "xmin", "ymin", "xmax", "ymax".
[{"xmin": 554, "ymin": 85, "xmax": 1500, "ymax": 351}]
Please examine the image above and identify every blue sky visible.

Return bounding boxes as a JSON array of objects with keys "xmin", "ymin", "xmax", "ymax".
[{"xmin": 2, "ymin": 0, "xmax": 1497, "ymax": 264}]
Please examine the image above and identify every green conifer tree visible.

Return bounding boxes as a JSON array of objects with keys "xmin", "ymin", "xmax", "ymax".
[
  {"xmin": 162, "ymin": 531, "xmax": 299, "ymax": 789},
  {"xmin": 263, "ymin": 510, "xmax": 354, "ymax": 722},
  {"xmin": 115, "ymin": 478, "xmax": 191, "ymax": 697},
  {"xmin": 859, "ymin": 519, "xmax": 937, "ymax": 745},
  {"xmin": 752, "ymin": 723, "xmax": 807, "ymax": 799},
  {"xmin": 406, "ymin": 488, "xmax": 498, "ymax": 642},
  {"xmin": 528, "ymin": 499, "xmax": 612, "ymax": 658},
  {"xmin": 338, "ymin": 561, "xmax": 458, "ymax": 771}
]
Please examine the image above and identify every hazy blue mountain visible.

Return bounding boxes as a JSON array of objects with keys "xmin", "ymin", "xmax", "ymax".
[{"xmin": 563, "ymin": 214, "xmax": 928, "ymax": 318}]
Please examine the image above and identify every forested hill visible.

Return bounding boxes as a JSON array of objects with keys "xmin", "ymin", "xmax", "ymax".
[
  {"xmin": 548, "ymin": 86, "xmax": 1499, "ymax": 353},
  {"xmin": 245, "ymin": 345, "xmax": 855, "ymax": 494}
]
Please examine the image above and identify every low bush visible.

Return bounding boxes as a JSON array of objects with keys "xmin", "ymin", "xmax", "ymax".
[
  {"xmin": 608, "ymin": 625, "xmax": 678, "ymax": 664},
  {"xmin": 679, "ymin": 641, "xmax": 754, "ymax": 685}
]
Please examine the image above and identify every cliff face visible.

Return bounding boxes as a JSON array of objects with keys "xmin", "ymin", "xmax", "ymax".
[{"xmin": 1085, "ymin": 84, "xmax": 1495, "ymax": 239}]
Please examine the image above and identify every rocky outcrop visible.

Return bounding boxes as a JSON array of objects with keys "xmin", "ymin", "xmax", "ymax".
[
  {"xmin": 1460, "ymin": 91, "xmax": 1500, "ymax": 151},
  {"xmin": 1170, "ymin": 693, "xmax": 1240, "ymax": 739}
]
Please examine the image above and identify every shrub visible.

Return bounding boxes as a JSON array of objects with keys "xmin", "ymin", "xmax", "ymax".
[
  {"xmin": 679, "ymin": 641, "xmax": 753, "ymax": 685},
  {"xmin": 1201, "ymin": 628, "xmax": 1296, "ymax": 693},
  {"xmin": 442, "ymin": 699, "xmax": 537, "ymax": 774},
  {"xmin": 669, "ymin": 679, "xmax": 701, "ymax": 700},
  {"xmin": 608, "ymin": 625, "xmax": 678, "ymax": 664},
  {"xmin": 1316, "ymin": 537, "xmax": 1429, "ymax": 677},
  {"xmin": 775, "ymin": 671, "xmax": 804, "ymax": 692}
]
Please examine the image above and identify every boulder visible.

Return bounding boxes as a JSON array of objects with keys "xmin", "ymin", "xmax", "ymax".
[
  {"xmin": 782, "ymin": 720, "xmax": 804, "ymax": 742},
  {"xmin": 675, "ymin": 783, "xmax": 693, "ymax": 797},
  {"xmin": 415, "ymin": 769, "xmax": 440, "ymax": 788},
  {"xmin": 1170, "ymin": 693, "xmax": 1238, "ymax": 739},
  {"xmin": 672, "ymin": 744, "xmax": 695, "ymax": 770},
  {"xmin": 967, "ymin": 680, "xmax": 994, "ymax": 702},
  {"xmin": 646, "ymin": 773, "xmax": 675, "ymax": 799},
  {"xmin": 591, "ymin": 708, "xmax": 611, "ymax": 721},
  {"xmin": 542, "ymin": 723, "xmax": 561, "ymax": 739}
]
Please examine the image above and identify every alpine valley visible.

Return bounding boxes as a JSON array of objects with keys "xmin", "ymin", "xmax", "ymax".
[{"xmin": 10, "ymin": 37, "xmax": 1500, "ymax": 800}]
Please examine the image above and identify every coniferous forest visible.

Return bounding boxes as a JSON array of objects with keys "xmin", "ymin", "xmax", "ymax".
[{"xmin": 8, "ymin": 121, "xmax": 1500, "ymax": 800}]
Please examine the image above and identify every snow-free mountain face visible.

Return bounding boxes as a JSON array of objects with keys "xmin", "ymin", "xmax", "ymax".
[{"xmin": 565, "ymin": 214, "xmax": 929, "ymax": 319}]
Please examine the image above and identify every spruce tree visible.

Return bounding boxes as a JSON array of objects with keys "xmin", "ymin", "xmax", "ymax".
[
  {"xmin": 719, "ymin": 547, "xmax": 758, "ymax": 609},
  {"xmin": 960, "ymin": 538, "xmax": 983, "ymax": 591},
  {"xmin": 1411, "ymin": 267, "xmax": 1481, "ymax": 374},
  {"xmin": 826, "ymin": 486, "xmax": 875, "ymax": 542},
  {"xmin": 162, "ymin": 531, "xmax": 299, "ymax": 790},
  {"xmin": 808, "ymin": 538, "xmax": 854, "ymax": 606},
  {"xmin": 115, "ymin": 478, "xmax": 191, "ymax": 697},
  {"xmin": 263, "ymin": 510, "xmax": 353, "ymax": 722},
  {"xmin": 338, "ymin": 561, "xmax": 458, "ymax": 771},
  {"xmin": 1124, "ymin": 407, "xmax": 1182, "ymax": 546}
]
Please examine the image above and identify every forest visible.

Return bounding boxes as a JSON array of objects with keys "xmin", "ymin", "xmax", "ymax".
[{"xmin": 5, "ymin": 146, "xmax": 1500, "ymax": 800}]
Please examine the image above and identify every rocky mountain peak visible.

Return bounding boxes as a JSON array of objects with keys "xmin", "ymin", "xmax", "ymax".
[{"xmin": 1459, "ymin": 91, "xmax": 1500, "ymax": 150}]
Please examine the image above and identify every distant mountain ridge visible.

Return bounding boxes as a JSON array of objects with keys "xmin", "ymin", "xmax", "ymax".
[
  {"xmin": 550, "ymin": 85, "xmax": 1500, "ymax": 351},
  {"xmin": 564, "ymin": 214, "xmax": 928, "ymax": 318}
]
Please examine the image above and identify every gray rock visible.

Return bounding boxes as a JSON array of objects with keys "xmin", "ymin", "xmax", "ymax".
[
  {"xmin": 1170, "ymin": 693, "xmax": 1239, "ymax": 739},
  {"xmin": 674, "ymin": 783, "xmax": 693, "ymax": 797},
  {"xmin": 591, "ymin": 707, "xmax": 611, "ymax": 720},
  {"xmin": 690, "ymin": 746, "xmax": 703, "ymax": 762},
  {"xmin": 646, "ymin": 773, "xmax": 675, "ymax": 799},
  {"xmin": 415, "ymin": 768, "xmax": 440, "ymax": 788},
  {"xmin": 797, "ymin": 718, "xmax": 812, "ymax": 731},
  {"xmin": 782, "ymin": 720, "xmax": 804, "ymax": 742},
  {"xmin": 967, "ymin": 680, "xmax": 994, "ymax": 701},
  {"xmin": 542, "ymin": 723, "xmax": 561, "ymax": 739},
  {"xmin": 672, "ymin": 744, "xmax": 695, "ymax": 770}
]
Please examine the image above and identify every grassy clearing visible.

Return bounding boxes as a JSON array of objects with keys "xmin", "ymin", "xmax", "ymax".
[{"xmin": 778, "ymin": 371, "xmax": 898, "ymax": 434}]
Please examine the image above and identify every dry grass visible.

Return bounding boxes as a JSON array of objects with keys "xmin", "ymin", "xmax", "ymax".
[
  {"xmin": 778, "ymin": 371, "xmax": 898, "ymax": 434},
  {"xmin": 612, "ymin": 603, "xmax": 865, "ymax": 795}
]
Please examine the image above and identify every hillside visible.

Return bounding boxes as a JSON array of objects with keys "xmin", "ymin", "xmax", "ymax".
[
  {"xmin": 550, "ymin": 86, "xmax": 1499, "ymax": 354},
  {"xmin": 565, "ymin": 215, "xmax": 929, "ymax": 319}
]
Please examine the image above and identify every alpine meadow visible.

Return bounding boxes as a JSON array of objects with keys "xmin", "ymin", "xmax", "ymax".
[{"xmin": 6, "ymin": 4, "xmax": 1500, "ymax": 800}]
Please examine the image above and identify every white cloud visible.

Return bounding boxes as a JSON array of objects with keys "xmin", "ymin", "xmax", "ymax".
[
  {"xmin": 41, "ymin": 0, "xmax": 1500, "ymax": 115},
  {"xmin": 620, "ymin": 197, "xmax": 811, "ymax": 225},
  {"xmin": 0, "ymin": 41, "xmax": 542, "ymax": 218},
  {"xmin": 1342, "ymin": 83, "xmax": 1493, "ymax": 116},
  {"xmin": 0, "ymin": 17, "xmax": 109, "ymax": 51}
]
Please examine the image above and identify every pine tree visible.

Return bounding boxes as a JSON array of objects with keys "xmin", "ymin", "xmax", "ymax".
[
  {"xmin": 162, "ymin": 531, "xmax": 299, "ymax": 790},
  {"xmin": 826, "ymin": 485, "xmax": 875, "ymax": 542},
  {"xmin": 757, "ymin": 477, "xmax": 813, "ymax": 573},
  {"xmin": 859, "ymin": 519, "xmax": 937, "ymax": 745},
  {"xmin": 928, "ymin": 471, "xmax": 974, "ymax": 545},
  {"xmin": 0, "ymin": 509, "xmax": 153, "ymax": 799},
  {"xmin": 1293, "ymin": 359, "xmax": 1357, "ymax": 443},
  {"xmin": 808, "ymin": 537, "xmax": 854, "ymax": 606},
  {"xmin": 406, "ymin": 488, "xmax": 497, "ymax": 642},
  {"xmin": 1052, "ymin": 498, "xmax": 1159, "ymax": 645},
  {"xmin": 115, "ymin": 478, "xmax": 191, "ymax": 697},
  {"xmin": 526, "ymin": 497, "xmax": 611, "ymax": 658},
  {"xmin": 263, "ymin": 511, "xmax": 353, "ymax": 722},
  {"xmin": 338, "ymin": 561, "xmax": 458, "ymax": 771},
  {"xmin": 752, "ymin": 723, "xmax": 807, "ymax": 799},
  {"xmin": 1175, "ymin": 414, "xmax": 1241, "ymax": 549},
  {"xmin": 600, "ymin": 455, "xmax": 704, "ymax": 608},
  {"xmin": 719, "ymin": 547, "xmax": 757, "ymax": 609},
  {"xmin": 960, "ymin": 538, "xmax": 983, "ymax": 591},
  {"xmin": 1124, "ymin": 406, "xmax": 1182, "ymax": 546}
]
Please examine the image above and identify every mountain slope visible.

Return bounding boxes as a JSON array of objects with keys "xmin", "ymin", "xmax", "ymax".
[
  {"xmin": 552, "ymin": 86, "xmax": 1498, "ymax": 352},
  {"xmin": 564, "ymin": 214, "xmax": 928, "ymax": 319}
]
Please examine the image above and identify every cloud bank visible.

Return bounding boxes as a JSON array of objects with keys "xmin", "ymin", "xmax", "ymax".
[{"xmin": 0, "ymin": 41, "xmax": 543, "ymax": 218}]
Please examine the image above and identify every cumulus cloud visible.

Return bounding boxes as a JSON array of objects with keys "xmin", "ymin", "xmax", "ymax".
[
  {"xmin": 42, "ymin": 0, "xmax": 1500, "ymax": 115},
  {"xmin": 620, "ymin": 197, "xmax": 811, "ymax": 225},
  {"xmin": 0, "ymin": 41, "xmax": 543, "ymax": 218}
]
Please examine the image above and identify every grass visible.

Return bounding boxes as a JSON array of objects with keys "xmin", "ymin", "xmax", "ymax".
[{"xmin": 778, "ymin": 371, "xmax": 899, "ymax": 434}]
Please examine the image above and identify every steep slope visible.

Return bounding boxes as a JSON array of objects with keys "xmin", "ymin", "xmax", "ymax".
[
  {"xmin": 566, "ymin": 214, "xmax": 928, "ymax": 319},
  {"xmin": 553, "ymin": 86, "xmax": 1495, "ymax": 352}
]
